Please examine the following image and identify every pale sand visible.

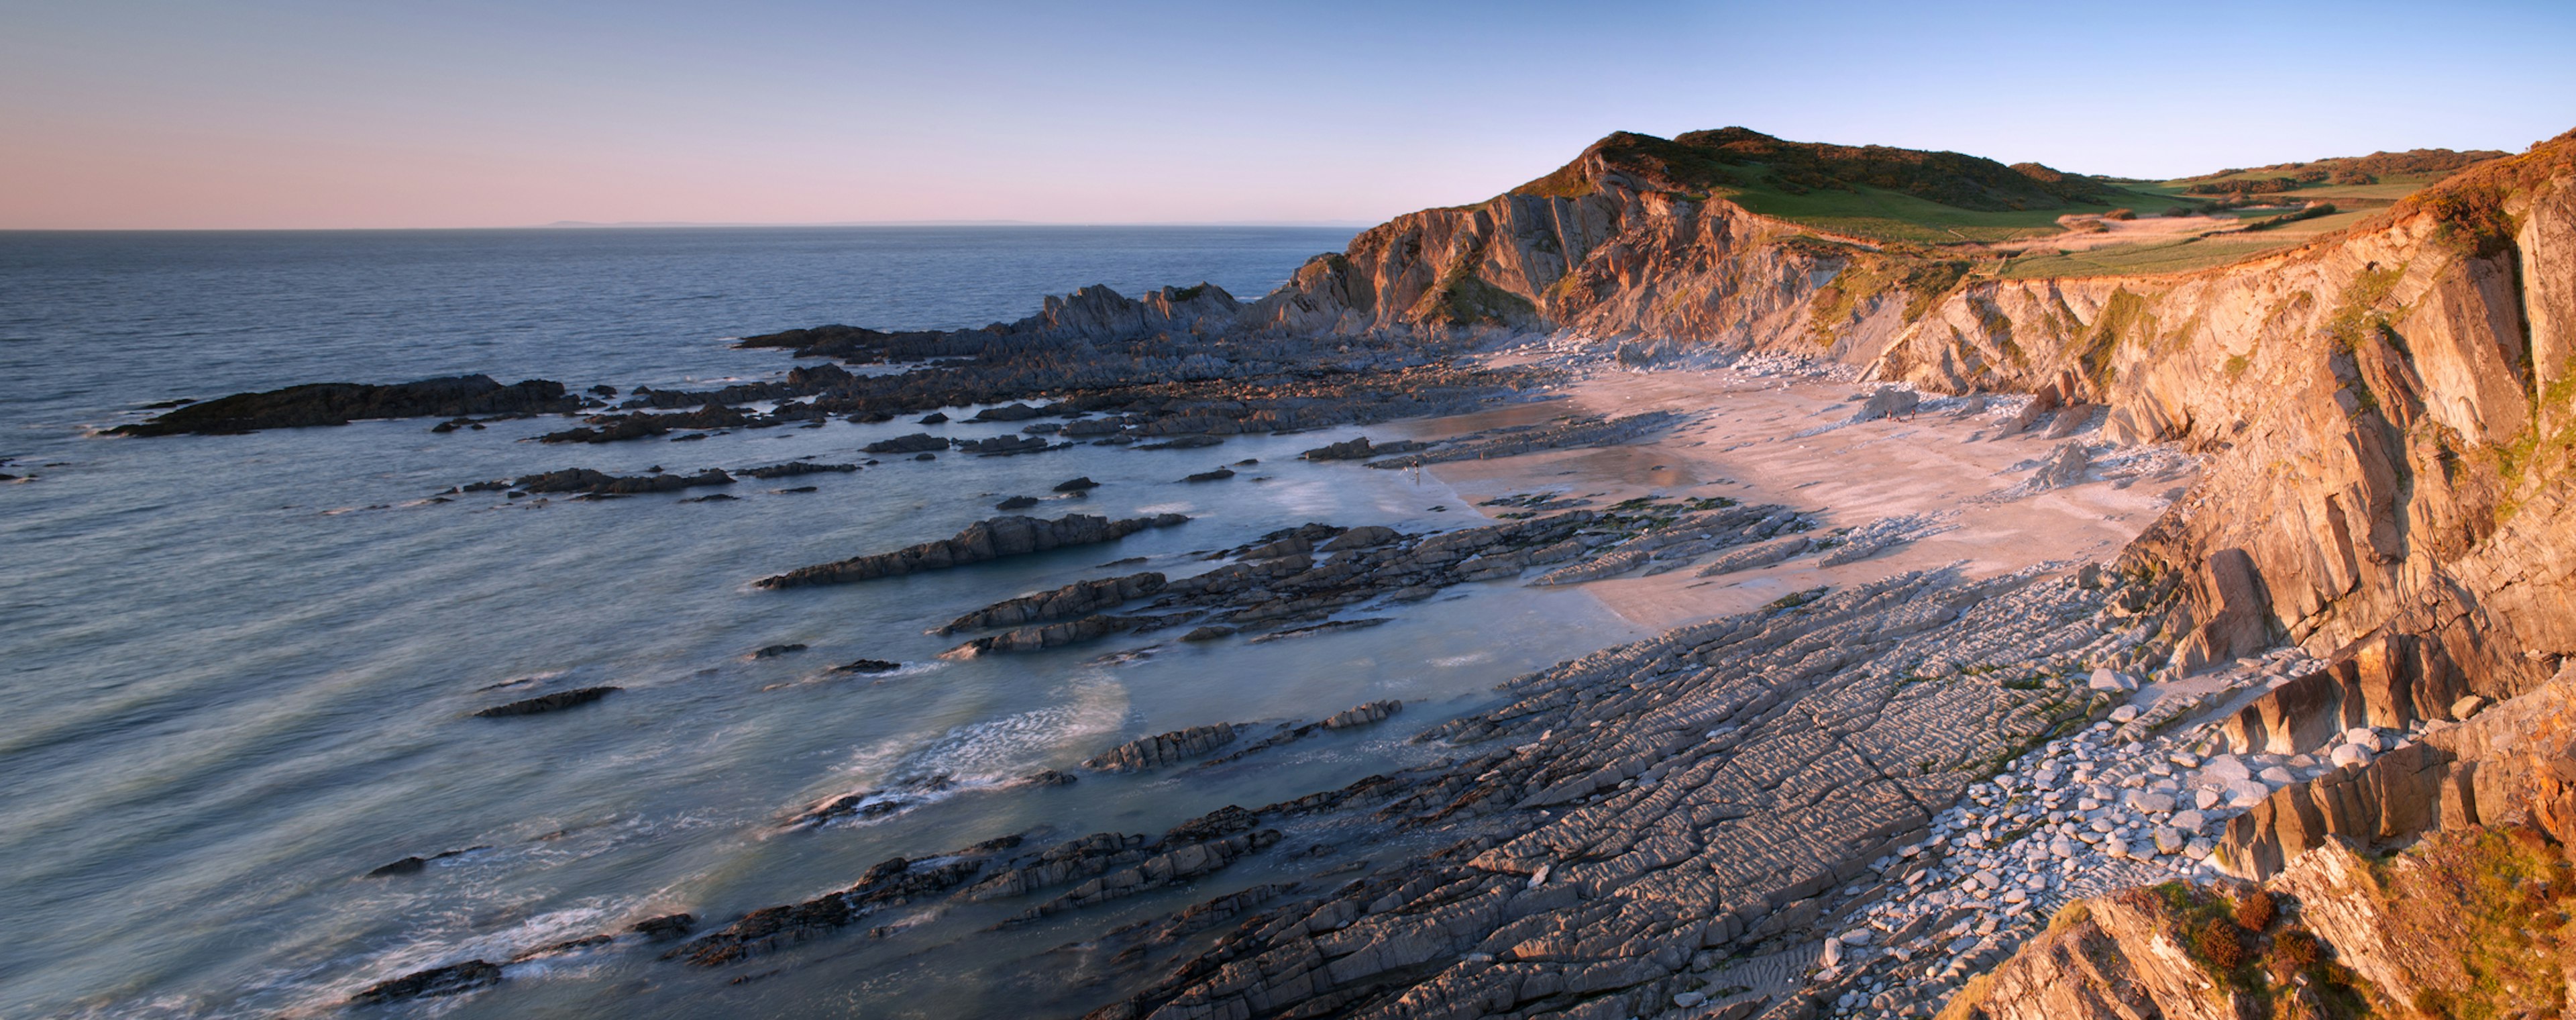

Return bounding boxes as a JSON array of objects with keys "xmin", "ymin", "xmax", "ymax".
[{"xmin": 1386, "ymin": 369, "xmax": 2195, "ymax": 631}]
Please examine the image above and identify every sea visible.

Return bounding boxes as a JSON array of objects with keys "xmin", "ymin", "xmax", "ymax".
[{"xmin": 0, "ymin": 227, "xmax": 1646, "ymax": 1019}]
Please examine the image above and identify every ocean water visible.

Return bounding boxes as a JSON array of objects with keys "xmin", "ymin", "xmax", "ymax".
[{"xmin": 0, "ymin": 227, "xmax": 1646, "ymax": 1019}]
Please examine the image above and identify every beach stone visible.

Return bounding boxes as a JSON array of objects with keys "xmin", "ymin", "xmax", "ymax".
[
  {"xmin": 2452, "ymin": 695, "xmax": 2487, "ymax": 719},
  {"xmin": 2330, "ymin": 742, "xmax": 2373, "ymax": 769},
  {"xmin": 2196, "ymin": 755, "xmax": 2251, "ymax": 787},
  {"xmin": 2108, "ymin": 705, "xmax": 2141, "ymax": 723},
  {"xmin": 2171, "ymin": 809, "xmax": 2207, "ymax": 831},
  {"xmin": 2194, "ymin": 787, "xmax": 2222, "ymax": 810},
  {"xmin": 2088, "ymin": 668, "xmax": 2137, "ymax": 692},
  {"xmin": 2124, "ymin": 790, "xmax": 2175, "ymax": 813}
]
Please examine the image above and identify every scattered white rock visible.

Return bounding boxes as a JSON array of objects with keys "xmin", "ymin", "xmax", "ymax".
[
  {"xmin": 2088, "ymin": 668, "xmax": 2138, "ymax": 692},
  {"xmin": 2330, "ymin": 743, "xmax": 2373, "ymax": 769}
]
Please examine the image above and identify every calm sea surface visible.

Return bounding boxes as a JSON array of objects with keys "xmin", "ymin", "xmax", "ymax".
[{"xmin": 0, "ymin": 227, "xmax": 1644, "ymax": 1018}]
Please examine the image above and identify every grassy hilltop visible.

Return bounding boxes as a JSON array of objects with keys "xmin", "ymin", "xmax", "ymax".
[{"xmin": 1515, "ymin": 128, "xmax": 2510, "ymax": 280}]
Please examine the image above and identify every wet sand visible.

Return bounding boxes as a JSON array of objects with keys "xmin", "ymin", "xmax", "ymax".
[{"xmin": 1393, "ymin": 366, "xmax": 2195, "ymax": 630}]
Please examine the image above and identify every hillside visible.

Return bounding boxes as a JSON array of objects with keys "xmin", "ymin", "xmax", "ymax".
[{"xmin": 1489, "ymin": 128, "xmax": 2508, "ymax": 274}]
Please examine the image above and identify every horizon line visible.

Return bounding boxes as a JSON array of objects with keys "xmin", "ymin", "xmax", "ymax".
[{"xmin": 0, "ymin": 219, "xmax": 1381, "ymax": 234}]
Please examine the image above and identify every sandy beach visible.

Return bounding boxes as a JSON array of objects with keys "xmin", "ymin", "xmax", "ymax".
[{"xmin": 1395, "ymin": 366, "xmax": 2195, "ymax": 629}]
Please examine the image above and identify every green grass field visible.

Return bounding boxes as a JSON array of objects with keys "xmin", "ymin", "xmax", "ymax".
[
  {"xmin": 1992, "ymin": 236, "xmax": 2308, "ymax": 278},
  {"xmin": 1707, "ymin": 167, "xmax": 2170, "ymax": 244}
]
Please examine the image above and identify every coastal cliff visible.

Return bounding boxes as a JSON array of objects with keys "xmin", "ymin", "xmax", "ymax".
[
  {"xmin": 1261, "ymin": 125, "xmax": 2576, "ymax": 729},
  {"xmin": 1061, "ymin": 128, "xmax": 2576, "ymax": 1019}
]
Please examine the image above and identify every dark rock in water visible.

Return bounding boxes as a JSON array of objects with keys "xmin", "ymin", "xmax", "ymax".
[
  {"xmin": 941, "ymin": 612, "xmax": 1169, "ymax": 657},
  {"xmin": 994, "ymin": 495, "xmax": 1040, "ymax": 511},
  {"xmin": 833, "ymin": 659, "xmax": 901, "ymax": 674},
  {"xmin": 1018, "ymin": 768, "xmax": 1078, "ymax": 787},
  {"xmin": 917, "ymin": 411, "xmax": 949, "ymax": 424},
  {"xmin": 1245, "ymin": 618, "xmax": 1392, "ymax": 643},
  {"xmin": 740, "ymin": 461, "xmax": 858, "ymax": 479},
  {"xmin": 912, "ymin": 452, "xmax": 936, "ymax": 461},
  {"xmin": 629, "ymin": 913, "xmax": 696, "ymax": 939},
  {"xmin": 957, "ymin": 434, "xmax": 1055, "ymax": 456},
  {"xmin": 1183, "ymin": 468, "xmax": 1236, "ymax": 482},
  {"xmin": 1299, "ymin": 435, "xmax": 1425, "ymax": 461},
  {"xmin": 1053, "ymin": 476, "xmax": 1100, "ymax": 492},
  {"xmin": 681, "ymin": 493, "xmax": 739, "ymax": 503},
  {"xmin": 938, "ymin": 572, "xmax": 1167, "ymax": 635},
  {"xmin": 668, "ymin": 837, "xmax": 1022, "ymax": 966},
  {"xmin": 140, "ymin": 397, "xmax": 196, "ymax": 409},
  {"xmin": 539, "ymin": 403, "xmax": 753, "ymax": 444},
  {"xmin": 1136, "ymin": 436, "xmax": 1224, "ymax": 450},
  {"xmin": 345, "ymin": 959, "xmax": 503, "ymax": 1005},
  {"xmin": 863, "ymin": 433, "xmax": 948, "ymax": 454},
  {"xmin": 754, "ymin": 643, "xmax": 808, "ymax": 659},
  {"xmin": 589, "ymin": 385, "xmax": 617, "ymax": 397},
  {"xmin": 789, "ymin": 774, "xmax": 955, "ymax": 827},
  {"xmin": 472, "ymin": 686, "xmax": 621, "ymax": 717},
  {"xmin": 1320, "ymin": 699, "xmax": 1403, "ymax": 729},
  {"xmin": 1083, "ymin": 723, "xmax": 1248, "ymax": 772},
  {"xmin": 460, "ymin": 479, "xmax": 509, "ymax": 493},
  {"xmin": 669, "ymin": 432, "xmax": 709, "ymax": 442},
  {"xmin": 1234, "ymin": 458, "xmax": 1259, "ymax": 466},
  {"xmin": 855, "ymin": 411, "xmax": 895, "ymax": 423},
  {"xmin": 1181, "ymin": 625, "xmax": 1236, "ymax": 642},
  {"xmin": 1191, "ymin": 701, "xmax": 1405, "ymax": 770},
  {"xmin": 365, "ymin": 845, "xmax": 491, "ymax": 878},
  {"xmin": 772, "ymin": 485, "xmax": 818, "ymax": 494},
  {"xmin": 509, "ymin": 934, "xmax": 612, "ymax": 962},
  {"xmin": 755, "ymin": 513, "xmax": 1189, "ymax": 589},
  {"xmin": 513, "ymin": 468, "xmax": 734, "ymax": 496},
  {"xmin": 971, "ymin": 403, "xmax": 1044, "ymax": 421},
  {"xmin": 112, "ymin": 375, "xmax": 578, "ymax": 437}
]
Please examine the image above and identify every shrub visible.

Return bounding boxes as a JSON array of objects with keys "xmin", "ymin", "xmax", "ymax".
[
  {"xmin": 2234, "ymin": 889, "xmax": 2276, "ymax": 931},
  {"xmin": 2106, "ymin": 208, "xmax": 2137, "ymax": 221},
  {"xmin": 2273, "ymin": 927, "xmax": 2320, "ymax": 971},
  {"xmin": 2194, "ymin": 917, "xmax": 2246, "ymax": 972}
]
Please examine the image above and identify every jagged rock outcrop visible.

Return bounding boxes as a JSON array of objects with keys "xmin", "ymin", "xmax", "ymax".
[
  {"xmin": 113, "ymin": 375, "xmax": 578, "ymax": 436},
  {"xmin": 1082, "ymin": 724, "xmax": 1248, "ymax": 772},
  {"xmin": 346, "ymin": 959, "xmax": 504, "ymax": 1005},
  {"xmin": 669, "ymin": 837, "xmax": 1024, "ymax": 966},
  {"xmin": 753, "ymin": 513, "xmax": 1189, "ymax": 589},
  {"xmin": 2210, "ymin": 660, "xmax": 2576, "ymax": 879},
  {"xmin": 934, "ymin": 572, "xmax": 1167, "ymax": 635},
  {"xmin": 511, "ymin": 467, "xmax": 734, "ymax": 496}
]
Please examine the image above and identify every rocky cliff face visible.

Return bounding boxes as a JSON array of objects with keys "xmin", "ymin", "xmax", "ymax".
[
  {"xmin": 1258, "ymin": 127, "xmax": 2576, "ymax": 723},
  {"xmin": 1214, "ymin": 130, "xmax": 2576, "ymax": 1019}
]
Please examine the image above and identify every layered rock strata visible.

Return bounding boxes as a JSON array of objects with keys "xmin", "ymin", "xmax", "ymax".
[
  {"xmin": 754, "ymin": 513, "xmax": 1189, "ymax": 590},
  {"xmin": 114, "ymin": 375, "xmax": 581, "ymax": 436}
]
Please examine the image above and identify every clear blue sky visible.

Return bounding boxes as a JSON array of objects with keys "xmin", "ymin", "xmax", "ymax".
[{"xmin": 3, "ymin": 0, "xmax": 2570, "ymax": 228}]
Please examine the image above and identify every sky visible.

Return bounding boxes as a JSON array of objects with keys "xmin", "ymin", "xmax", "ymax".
[{"xmin": 3, "ymin": 0, "xmax": 2572, "ymax": 230}]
